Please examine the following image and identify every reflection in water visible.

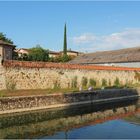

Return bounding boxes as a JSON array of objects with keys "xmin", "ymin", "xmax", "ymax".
[{"xmin": 0, "ymin": 99, "xmax": 140, "ymax": 139}]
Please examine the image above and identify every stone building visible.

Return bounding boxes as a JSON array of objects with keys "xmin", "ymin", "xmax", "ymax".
[
  {"xmin": 69, "ymin": 47, "xmax": 140, "ymax": 68},
  {"xmin": 0, "ymin": 40, "xmax": 15, "ymax": 61}
]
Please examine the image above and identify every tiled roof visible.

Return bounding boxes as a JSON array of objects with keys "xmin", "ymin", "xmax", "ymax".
[
  {"xmin": 0, "ymin": 40, "xmax": 15, "ymax": 47},
  {"xmin": 69, "ymin": 47, "xmax": 140, "ymax": 64}
]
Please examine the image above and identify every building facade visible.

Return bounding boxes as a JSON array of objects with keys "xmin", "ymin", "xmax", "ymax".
[
  {"xmin": 0, "ymin": 40, "xmax": 15, "ymax": 61},
  {"xmin": 15, "ymin": 48, "xmax": 29, "ymax": 58}
]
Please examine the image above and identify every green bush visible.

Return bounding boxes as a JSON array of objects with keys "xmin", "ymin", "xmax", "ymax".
[
  {"xmin": 134, "ymin": 72, "xmax": 140, "ymax": 81},
  {"xmin": 6, "ymin": 79, "xmax": 16, "ymax": 91},
  {"xmin": 114, "ymin": 77, "xmax": 120, "ymax": 87},
  {"xmin": 51, "ymin": 54, "xmax": 72, "ymax": 63},
  {"xmin": 28, "ymin": 45, "xmax": 49, "ymax": 61},
  {"xmin": 82, "ymin": 77, "xmax": 88, "ymax": 87},
  {"xmin": 71, "ymin": 76, "xmax": 77, "ymax": 88},
  {"xmin": 89, "ymin": 78, "xmax": 96, "ymax": 87},
  {"xmin": 102, "ymin": 78, "xmax": 107, "ymax": 87},
  {"xmin": 108, "ymin": 79, "xmax": 111, "ymax": 87},
  {"xmin": 53, "ymin": 80, "xmax": 61, "ymax": 89}
]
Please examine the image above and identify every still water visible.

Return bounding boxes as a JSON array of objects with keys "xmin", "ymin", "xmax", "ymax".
[{"xmin": 0, "ymin": 99, "xmax": 140, "ymax": 139}]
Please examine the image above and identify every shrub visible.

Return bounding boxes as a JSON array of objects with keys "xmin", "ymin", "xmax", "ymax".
[
  {"xmin": 109, "ymin": 79, "xmax": 111, "ymax": 87},
  {"xmin": 114, "ymin": 77, "xmax": 120, "ymax": 87},
  {"xmin": 89, "ymin": 78, "xmax": 96, "ymax": 87},
  {"xmin": 6, "ymin": 79, "xmax": 16, "ymax": 91},
  {"xmin": 134, "ymin": 72, "xmax": 140, "ymax": 81},
  {"xmin": 51, "ymin": 55, "xmax": 72, "ymax": 63},
  {"xmin": 102, "ymin": 78, "xmax": 107, "ymax": 87},
  {"xmin": 81, "ymin": 77, "xmax": 88, "ymax": 87},
  {"xmin": 71, "ymin": 76, "xmax": 77, "ymax": 88},
  {"xmin": 53, "ymin": 80, "xmax": 61, "ymax": 89}
]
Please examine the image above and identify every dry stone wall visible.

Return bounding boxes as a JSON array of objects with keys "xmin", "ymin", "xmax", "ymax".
[
  {"xmin": 0, "ymin": 60, "xmax": 140, "ymax": 90},
  {"xmin": 0, "ymin": 65, "xmax": 6, "ymax": 90},
  {"xmin": 0, "ymin": 88, "xmax": 139, "ymax": 113}
]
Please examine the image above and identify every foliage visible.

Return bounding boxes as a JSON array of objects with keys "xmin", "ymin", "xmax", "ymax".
[
  {"xmin": 28, "ymin": 45, "xmax": 49, "ymax": 61},
  {"xmin": 0, "ymin": 32, "xmax": 13, "ymax": 44},
  {"xmin": 114, "ymin": 77, "xmax": 120, "ymax": 87},
  {"xmin": 134, "ymin": 72, "xmax": 140, "ymax": 81},
  {"xmin": 71, "ymin": 76, "xmax": 77, "ymax": 88},
  {"xmin": 101, "ymin": 78, "xmax": 107, "ymax": 87},
  {"xmin": 63, "ymin": 23, "xmax": 67, "ymax": 55},
  {"xmin": 12, "ymin": 51, "xmax": 18, "ymax": 60},
  {"xmin": 53, "ymin": 80, "xmax": 61, "ymax": 89},
  {"xmin": 49, "ymin": 54, "xmax": 72, "ymax": 63},
  {"xmin": 109, "ymin": 79, "xmax": 111, "ymax": 87},
  {"xmin": 59, "ymin": 54, "xmax": 72, "ymax": 62},
  {"xmin": 82, "ymin": 77, "xmax": 88, "ymax": 87},
  {"xmin": 89, "ymin": 78, "xmax": 96, "ymax": 87},
  {"xmin": 6, "ymin": 78, "xmax": 16, "ymax": 91}
]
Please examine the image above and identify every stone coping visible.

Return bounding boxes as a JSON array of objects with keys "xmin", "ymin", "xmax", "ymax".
[{"xmin": 3, "ymin": 60, "xmax": 140, "ymax": 71}]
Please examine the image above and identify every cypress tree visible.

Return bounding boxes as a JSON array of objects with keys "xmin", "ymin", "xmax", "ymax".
[{"xmin": 63, "ymin": 23, "xmax": 67, "ymax": 55}]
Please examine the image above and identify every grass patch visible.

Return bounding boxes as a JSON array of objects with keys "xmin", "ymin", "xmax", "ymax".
[
  {"xmin": 0, "ymin": 83, "xmax": 140, "ymax": 97},
  {"xmin": 0, "ymin": 88, "xmax": 79, "ymax": 97}
]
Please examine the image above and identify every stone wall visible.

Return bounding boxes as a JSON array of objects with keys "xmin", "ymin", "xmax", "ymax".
[
  {"xmin": 0, "ymin": 88, "xmax": 139, "ymax": 114},
  {"xmin": 0, "ymin": 66, "xmax": 6, "ymax": 89},
  {"xmin": 1, "ymin": 60, "xmax": 140, "ymax": 90}
]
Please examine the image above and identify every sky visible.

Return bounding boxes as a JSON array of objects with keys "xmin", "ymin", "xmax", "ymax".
[{"xmin": 1, "ymin": 1, "xmax": 140, "ymax": 53}]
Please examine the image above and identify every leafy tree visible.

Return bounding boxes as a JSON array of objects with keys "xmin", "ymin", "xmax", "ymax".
[
  {"xmin": 0, "ymin": 32, "xmax": 13, "ymax": 44},
  {"xmin": 28, "ymin": 45, "xmax": 49, "ymax": 61},
  {"xmin": 63, "ymin": 23, "xmax": 67, "ymax": 55}
]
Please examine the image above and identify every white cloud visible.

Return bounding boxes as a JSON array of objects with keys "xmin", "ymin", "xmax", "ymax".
[
  {"xmin": 73, "ymin": 33, "xmax": 97, "ymax": 44},
  {"xmin": 71, "ymin": 28, "xmax": 140, "ymax": 52}
]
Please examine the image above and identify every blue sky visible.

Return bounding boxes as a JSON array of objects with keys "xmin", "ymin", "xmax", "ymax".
[{"xmin": 1, "ymin": 1, "xmax": 140, "ymax": 52}]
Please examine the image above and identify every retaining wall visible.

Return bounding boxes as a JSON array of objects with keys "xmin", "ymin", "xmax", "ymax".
[{"xmin": 0, "ymin": 88, "xmax": 140, "ymax": 114}]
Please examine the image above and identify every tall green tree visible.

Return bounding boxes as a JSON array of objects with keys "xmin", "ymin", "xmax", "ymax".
[
  {"xmin": 63, "ymin": 23, "xmax": 67, "ymax": 55},
  {"xmin": 0, "ymin": 32, "xmax": 13, "ymax": 44}
]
